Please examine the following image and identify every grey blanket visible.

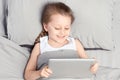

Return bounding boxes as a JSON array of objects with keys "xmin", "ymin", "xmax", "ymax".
[
  {"xmin": 0, "ymin": 36, "xmax": 29, "ymax": 79},
  {"xmin": 0, "ymin": 36, "xmax": 120, "ymax": 80},
  {"xmin": 37, "ymin": 50, "xmax": 79, "ymax": 69}
]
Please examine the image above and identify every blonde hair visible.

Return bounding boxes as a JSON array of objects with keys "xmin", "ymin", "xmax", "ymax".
[{"xmin": 34, "ymin": 2, "xmax": 74, "ymax": 44}]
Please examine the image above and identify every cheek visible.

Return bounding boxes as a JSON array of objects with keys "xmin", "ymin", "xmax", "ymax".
[
  {"xmin": 49, "ymin": 29, "xmax": 57, "ymax": 35},
  {"xmin": 66, "ymin": 30, "xmax": 70, "ymax": 34}
]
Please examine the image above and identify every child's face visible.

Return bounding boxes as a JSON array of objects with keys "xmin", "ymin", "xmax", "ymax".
[{"xmin": 43, "ymin": 14, "xmax": 71, "ymax": 44}]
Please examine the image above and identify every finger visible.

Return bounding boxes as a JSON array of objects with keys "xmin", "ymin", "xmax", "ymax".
[
  {"xmin": 46, "ymin": 68, "xmax": 52, "ymax": 74},
  {"xmin": 40, "ymin": 67, "xmax": 50, "ymax": 78},
  {"xmin": 90, "ymin": 67, "xmax": 96, "ymax": 74},
  {"xmin": 43, "ymin": 67, "xmax": 52, "ymax": 77},
  {"xmin": 41, "ymin": 70, "xmax": 50, "ymax": 78},
  {"xmin": 44, "ymin": 66, "xmax": 52, "ymax": 74},
  {"xmin": 43, "ymin": 71, "xmax": 50, "ymax": 78}
]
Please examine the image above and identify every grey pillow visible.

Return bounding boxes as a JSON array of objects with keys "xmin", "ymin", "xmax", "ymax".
[
  {"xmin": 65, "ymin": 0, "xmax": 114, "ymax": 50},
  {"xmin": 7, "ymin": 0, "xmax": 114, "ymax": 51},
  {"xmin": 0, "ymin": 36, "xmax": 29, "ymax": 79},
  {"xmin": 7, "ymin": 0, "xmax": 48, "ymax": 45},
  {"xmin": 37, "ymin": 50, "xmax": 79, "ymax": 70},
  {"xmin": 0, "ymin": 0, "xmax": 5, "ymax": 36}
]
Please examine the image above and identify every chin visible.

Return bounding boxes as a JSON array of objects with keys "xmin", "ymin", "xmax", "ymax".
[{"xmin": 55, "ymin": 39, "xmax": 62, "ymax": 42}]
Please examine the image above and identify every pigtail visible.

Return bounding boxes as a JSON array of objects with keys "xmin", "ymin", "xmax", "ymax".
[{"xmin": 34, "ymin": 29, "xmax": 48, "ymax": 45}]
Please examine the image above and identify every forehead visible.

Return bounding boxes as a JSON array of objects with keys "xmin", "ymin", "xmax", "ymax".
[{"xmin": 49, "ymin": 14, "xmax": 71, "ymax": 26}]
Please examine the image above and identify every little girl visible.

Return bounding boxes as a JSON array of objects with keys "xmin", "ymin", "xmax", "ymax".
[{"xmin": 24, "ymin": 2, "xmax": 98, "ymax": 80}]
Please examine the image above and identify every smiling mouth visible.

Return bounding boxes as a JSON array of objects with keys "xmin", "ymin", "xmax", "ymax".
[{"xmin": 57, "ymin": 35, "xmax": 66, "ymax": 39}]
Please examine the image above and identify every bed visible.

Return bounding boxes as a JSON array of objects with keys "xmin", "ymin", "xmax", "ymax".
[{"xmin": 0, "ymin": 0, "xmax": 120, "ymax": 80}]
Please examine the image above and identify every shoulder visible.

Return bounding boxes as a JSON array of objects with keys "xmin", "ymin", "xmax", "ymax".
[
  {"xmin": 74, "ymin": 38, "xmax": 80, "ymax": 43},
  {"xmin": 34, "ymin": 36, "xmax": 47, "ymax": 45},
  {"xmin": 73, "ymin": 38, "xmax": 81, "ymax": 44},
  {"xmin": 74, "ymin": 38, "xmax": 84, "ymax": 49},
  {"xmin": 31, "ymin": 43, "xmax": 40, "ymax": 56},
  {"xmin": 40, "ymin": 36, "xmax": 48, "ymax": 42},
  {"xmin": 34, "ymin": 42, "xmax": 40, "ymax": 48},
  {"xmin": 40, "ymin": 36, "xmax": 48, "ymax": 40},
  {"xmin": 67, "ymin": 37, "xmax": 81, "ymax": 45}
]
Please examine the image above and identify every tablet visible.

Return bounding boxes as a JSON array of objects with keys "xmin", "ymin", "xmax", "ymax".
[{"xmin": 48, "ymin": 59, "xmax": 95, "ymax": 79}]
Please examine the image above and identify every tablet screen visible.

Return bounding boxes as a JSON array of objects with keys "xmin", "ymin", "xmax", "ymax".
[{"xmin": 48, "ymin": 59, "xmax": 95, "ymax": 79}]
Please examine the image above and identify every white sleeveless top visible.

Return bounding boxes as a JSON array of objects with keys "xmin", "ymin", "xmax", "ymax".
[{"xmin": 40, "ymin": 36, "xmax": 77, "ymax": 54}]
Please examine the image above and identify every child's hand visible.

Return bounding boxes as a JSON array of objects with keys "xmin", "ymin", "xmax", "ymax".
[
  {"xmin": 39, "ymin": 66, "xmax": 52, "ymax": 78},
  {"xmin": 90, "ymin": 58, "xmax": 99, "ymax": 74}
]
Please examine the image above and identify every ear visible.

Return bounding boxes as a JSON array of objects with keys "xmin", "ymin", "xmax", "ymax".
[{"xmin": 43, "ymin": 23, "xmax": 48, "ymax": 31}]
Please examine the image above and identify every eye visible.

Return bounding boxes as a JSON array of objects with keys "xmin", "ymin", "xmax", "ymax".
[
  {"xmin": 65, "ymin": 28, "xmax": 70, "ymax": 30},
  {"xmin": 55, "ymin": 27, "xmax": 60, "ymax": 30}
]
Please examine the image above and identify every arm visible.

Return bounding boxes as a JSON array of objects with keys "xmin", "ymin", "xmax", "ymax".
[
  {"xmin": 75, "ymin": 39, "xmax": 88, "ymax": 58},
  {"xmin": 75, "ymin": 39, "xmax": 99, "ymax": 73},
  {"xmin": 24, "ymin": 43, "xmax": 52, "ymax": 80},
  {"xmin": 24, "ymin": 43, "xmax": 41, "ymax": 80}
]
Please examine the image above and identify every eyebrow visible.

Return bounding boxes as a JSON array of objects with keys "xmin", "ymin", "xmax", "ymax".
[{"xmin": 50, "ymin": 23, "xmax": 70, "ymax": 28}]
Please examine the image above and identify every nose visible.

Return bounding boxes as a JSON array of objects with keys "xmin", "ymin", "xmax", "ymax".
[{"xmin": 60, "ymin": 29, "xmax": 65, "ymax": 35}]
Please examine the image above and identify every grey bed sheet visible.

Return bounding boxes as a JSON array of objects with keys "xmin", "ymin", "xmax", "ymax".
[
  {"xmin": 95, "ymin": 66, "xmax": 120, "ymax": 80},
  {"xmin": 0, "ymin": 36, "xmax": 29, "ymax": 79},
  {"xmin": 37, "ymin": 50, "xmax": 79, "ymax": 69},
  {"xmin": 38, "ymin": 66, "xmax": 120, "ymax": 80},
  {"xmin": 37, "ymin": 51, "xmax": 120, "ymax": 80},
  {"xmin": 0, "ymin": 36, "xmax": 120, "ymax": 80}
]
